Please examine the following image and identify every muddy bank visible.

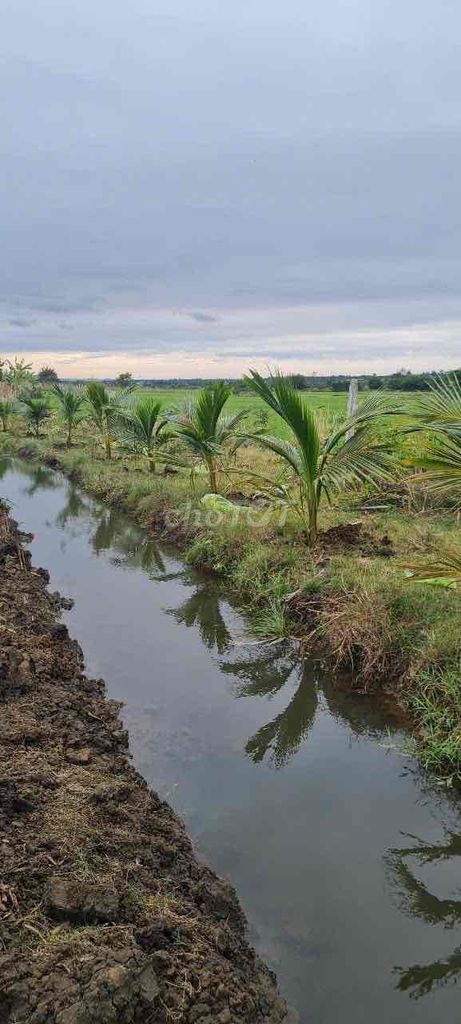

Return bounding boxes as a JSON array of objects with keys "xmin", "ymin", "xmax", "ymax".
[{"xmin": 0, "ymin": 504, "xmax": 294, "ymax": 1024}]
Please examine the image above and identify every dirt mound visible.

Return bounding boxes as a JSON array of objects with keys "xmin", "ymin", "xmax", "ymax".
[
  {"xmin": 0, "ymin": 505, "xmax": 294, "ymax": 1024},
  {"xmin": 318, "ymin": 521, "xmax": 393, "ymax": 556}
]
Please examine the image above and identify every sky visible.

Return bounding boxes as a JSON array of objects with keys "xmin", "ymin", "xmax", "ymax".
[{"xmin": 2, "ymin": 0, "xmax": 461, "ymax": 378}]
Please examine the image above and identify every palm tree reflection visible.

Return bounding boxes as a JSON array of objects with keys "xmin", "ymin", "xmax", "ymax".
[
  {"xmin": 223, "ymin": 647, "xmax": 318, "ymax": 767},
  {"xmin": 168, "ymin": 582, "xmax": 231, "ymax": 654},
  {"xmin": 221, "ymin": 644, "xmax": 295, "ymax": 698},
  {"xmin": 386, "ymin": 829, "xmax": 461, "ymax": 998},
  {"xmin": 55, "ymin": 485, "xmax": 86, "ymax": 526},
  {"xmin": 245, "ymin": 667, "xmax": 318, "ymax": 767},
  {"xmin": 89, "ymin": 507, "xmax": 180, "ymax": 580},
  {"xmin": 22, "ymin": 465, "xmax": 58, "ymax": 495}
]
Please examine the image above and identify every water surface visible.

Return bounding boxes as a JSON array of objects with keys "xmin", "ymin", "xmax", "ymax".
[{"xmin": 2, "ymin": 460, "xmax": 461, "ymax": 1023}]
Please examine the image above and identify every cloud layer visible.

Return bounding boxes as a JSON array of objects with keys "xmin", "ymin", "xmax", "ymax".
[{"xmin": 2, "ymin": 0, "xmax": 461, "ymax": 375}]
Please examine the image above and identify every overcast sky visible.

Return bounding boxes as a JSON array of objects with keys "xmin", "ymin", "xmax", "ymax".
[{"xmin": 2, "ymin": 0, "xmax": 461, "ymax": 377}]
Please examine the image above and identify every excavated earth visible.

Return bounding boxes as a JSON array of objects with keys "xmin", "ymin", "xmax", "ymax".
[{"xmin": 0, "ymin": 503, "xmax": 294, "ymax": 1024}]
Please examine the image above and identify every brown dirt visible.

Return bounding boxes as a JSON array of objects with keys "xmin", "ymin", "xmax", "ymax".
[
  {"xmin": 317, "ymin": 521, "xmax": 394, "ymax": 557},
  {"xmin": 0, "ymin": 505, "xmax": 295, "ymax": 1024}
]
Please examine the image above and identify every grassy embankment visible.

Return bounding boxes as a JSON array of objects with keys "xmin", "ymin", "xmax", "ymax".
[{"xmin": 1, "ymin": 388, "xmax": 461, "ymax": 784}]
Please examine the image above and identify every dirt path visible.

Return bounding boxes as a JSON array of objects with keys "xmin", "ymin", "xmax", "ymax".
[{"xmin": 0, "ymin": 504, "xmax": 294, "ymax": 1024}]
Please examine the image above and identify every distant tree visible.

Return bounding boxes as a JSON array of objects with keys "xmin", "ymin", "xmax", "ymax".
[
  {"xmin": 37, "ymin": 365, "xmax": 59, "ymax": 385},
  {"xmin": 115, "ymin": 372, "xmax": 133, "ymax": 388},
  {"xmin": 368, "ymin": 375, "xmax": 384, "ymax": 390},
  {"xmin": 288, "ymin": 374, "xmax": 307, "ymax": 391},
  {"xmin": 4, "ymin": 357, "xmax": 34, "ymax": 392}
]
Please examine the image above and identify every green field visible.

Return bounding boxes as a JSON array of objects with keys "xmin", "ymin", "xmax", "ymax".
[{"xmin": 137, "ymin": 388, "xmax": 409, "ymax": 439}]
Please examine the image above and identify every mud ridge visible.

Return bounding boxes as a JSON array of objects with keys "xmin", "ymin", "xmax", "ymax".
[{"xmin": 0, "ymin": 503, "xmax": 295, "ymax": 1024}]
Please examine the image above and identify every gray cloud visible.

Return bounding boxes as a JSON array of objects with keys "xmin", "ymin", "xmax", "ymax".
[
  {"xmin": 1, "ymin": 0, "xmax": 461, "ymax": 372},
  {"xmin": 186, "ymin": 312, "xmax": 220, "ymax": 324},
  {"xmin": 8, "ymin": 317, "xmax": 37, "ymax": 328}
]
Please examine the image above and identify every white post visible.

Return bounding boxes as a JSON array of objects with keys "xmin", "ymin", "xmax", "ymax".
[{"xmin": 346, "ymin": 378, "xmax": 358, "ymax": 441}]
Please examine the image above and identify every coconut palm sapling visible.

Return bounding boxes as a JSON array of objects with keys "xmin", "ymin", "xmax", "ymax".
[
  {"xmin": 53, "ymin": 385, "xmax": 86, "ymax": 447},
  {"xmin": 245, "ymin": 369, "xmax": 399, "ymax": 545},
  {"xmin": 175, "ymin": 381, "xmax": 247, "ymax": 492},
  {"xmin": 120, "ymin": 395, "xmax": 170, "ymax": 472}
]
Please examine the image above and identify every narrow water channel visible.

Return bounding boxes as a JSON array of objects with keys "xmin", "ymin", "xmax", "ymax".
[{"xmin": 2, "ymin": 459, "xmax": 461, "ymax": 1023}]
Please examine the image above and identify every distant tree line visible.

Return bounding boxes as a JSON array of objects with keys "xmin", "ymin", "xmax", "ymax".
[
  {"xmin": 4, "ymin": 361, "xmax": 460, "ymax": 394},
  {"xmin": 128, "ymin": 371, "xmax": 461, "ymax": 393}
]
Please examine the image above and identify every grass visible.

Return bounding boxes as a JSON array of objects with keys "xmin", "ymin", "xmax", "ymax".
[
  {"xmin": 1, "ymin": 390, "xmax": 461, "ymax": 785},
  {"xmin": 134, "ymin": 386, "xmax": 411, "ymax": 440}
]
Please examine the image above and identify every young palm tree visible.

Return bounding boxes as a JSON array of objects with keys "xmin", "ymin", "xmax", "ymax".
[
  {"xmin": 175, "ymin": 381, "xmax": 246, "ymax": 492},
  {"xmin": 245, "ymin": 369, "xmax": 398, "ymax": 545},
  {"xmin": 0, "ymin": 398, "xmax": 15, "ymax": 431},
  {"xmin": 21, "ymin": 395, "xmax": 51, "ymax": 438},
  {"xmin": 120, "ymin": 395, "xmax": 170, "ymax": 472},
  {"xmin": 85, "ymin": 381, "xmax": 131, "ymax": 459},
  {"xmin": 53, "ymin": 384, "xmax": 86, "ymax": 447}
]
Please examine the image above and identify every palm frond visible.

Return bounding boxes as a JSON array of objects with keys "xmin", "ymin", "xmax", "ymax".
[
  {"xmin": 412, "ymin": 373, "xmax": 461, "ymax": 431},
  {"xmin": 243, "ymin": 432, "xmax": 302, "ymax": 477},
  {"xmin": 411, "ymin": 436, "xmax": 461, "ymax": 504},
  {"xmin": 403, "ymin": 547, "xmax": 461, "ymax": 588},
  {"xmin": 322, "ymin": 426, "xmax": 398, "ymax": 495},
  {"xmin": 194, "ymin": 381, "xmax": 232, "ymax": 437},
  {"xmin": 323, "ymin": 390, "xmax": 401, "ymax": 455}
]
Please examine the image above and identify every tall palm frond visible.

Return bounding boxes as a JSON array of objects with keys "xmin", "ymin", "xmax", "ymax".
[{"xmin": 245, "ymin": 369, "xmax": 399, "ymax": 544}]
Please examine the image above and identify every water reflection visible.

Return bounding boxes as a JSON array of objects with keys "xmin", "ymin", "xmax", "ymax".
[
  {"xmin": 55, "ymin": 486, "xmax": 86, "ymax": 526},
  {"xmin": 222, "ymin": 648, "xmax": 318, "ymax": 766},
  {"xmin": 168, "ymin": 582, "xmax": 231, "ymax": 654},
  {"xmin": 386, "ymin": 830, "xmax": 461, "ymax": 998},
  {"xmin": 245, "ymin": 666, "xmax": 318, "ymax": 767},
  {"xmin": 56, "ymin": 491, "xmax": 181, "ymax": 582},
  {"xmin": 5, "ymin": 461, "xmax": 461, "ymax": 1021}
]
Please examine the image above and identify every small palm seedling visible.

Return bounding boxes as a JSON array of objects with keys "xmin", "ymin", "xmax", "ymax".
[
  {"xmin": 120, "ymin": 395, "xmax": 170, "ymax": 472},
  {"xmin": 53, "ymin": 384, "xmax": 86, "ymax": 447},
  {"xmin": 245, "ymin": 369, "xmax": 399, "ymax": 545},
  {"xmin": 86, "ymin": 381, "xmax": 132, "ymax": 459},
  {"xmin": 0, "ymin": 398, "xmax": 15, "ymax": 431},
  {"xmin": 175, "ymin": 381, "xmax": 246, "ymax": 492},
  {"xmin": 21, "ymin": 395, "xmax": 51, "ymax": 438}
]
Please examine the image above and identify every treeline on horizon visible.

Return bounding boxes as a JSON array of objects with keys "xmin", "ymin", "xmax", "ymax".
[{"xmin": 61, "ymin": 369, "xmax": 461, "ymax": 392}]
